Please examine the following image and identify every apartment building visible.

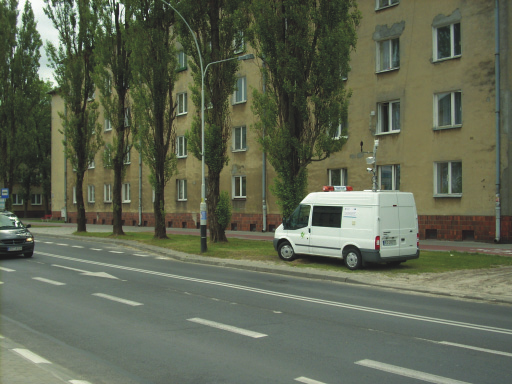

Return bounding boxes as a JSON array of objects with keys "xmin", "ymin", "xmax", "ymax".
[{"xmin": 51, "ymin": 0, "xmax": 511, "ymax": 242}]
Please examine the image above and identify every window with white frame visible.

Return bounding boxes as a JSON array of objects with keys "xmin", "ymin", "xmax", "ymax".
[
  {"xmin": 12, "ymin": 194, "xmax": 23, "ymax": 205},
  {"xmin": 233, "ymin": 31, "xmax": 244, "ymax": 54},
  {"xmin": 122, "ymin": 183, "xmax": 131, "ymax": 203},
  {"xmin": 376, "ymin": 0, "xmax": 399, "ymax": 10},
  {"xmin": 124, "ymin": 146, "xmax": 131, "ymax": 164},
  {"xmin": 73, "ymin": 186, "xmax": 77, "ymax": 204},
  {"xmin": 333, "ymin": 118, "xmax": 348, "ymax": 140},
  {"xmin": 377, "ymin": 100, "xmax": 400, "ymax": 134},
  {"xmin": 177, "ymin": 136, "xmax": 187, "ymax": 158},
  {"xmin": 104, "ymin": 184, "xmax": 112, "ymax": 203},
  {"xmin": 233, "ymin": 77, "xmax": 247, "ymax": 104},
  {"xmin": 104, "ymin": 145, "xmax": 112, "ymax": 168},
  {"xmin": 31, "ymin": 194, "xmax": 42, "ymax": 205},
  {"xmin": 88, "ymin": 159, "xmax": 95, "ymax": 169},
  {"xmin": 233, "ymin": 176, "xmax": 246, "ymax": 199},
  {"xmin": 378, "ymin": 164, "xmax": 400, "ymax": 190},
  {"xmin": 177, "ymin": 51, "xmax": 187, "ymax": 71},
  {"xmin": 434, "ymin": 22, "xmax": 461, "ymax": 61},
  {"xmin": 124, "ymin": 107, "xmax": 131, "ymax": 127},
  {"xmin": 434, "ymin": 91, "xmax": 462, "ymax": 129},
  {"xmin": 177, "ymin": 92, "xmax": 188, "ymax": 115},
  {"xmin": 377, "ymin": 38, "xmax": 399, "ymax": 72},
  {"xmin": 104, "ymin": 116, "xmax": 112, "ymax": 131},
  {"xmin": 233, "ymin": 126, "xmax": 247, "ymax": 151},
  {"xmin": 434, "ymin": 161, "xmax": 462, "ymax": 196},
  {"xmin": 177, "ymin": 179, "xmax": 187, "ymax": 201},
  {"xmin": 328, "ymin": 169, "xmax": 348, "ymax": 186},
  {"xmin": 87, "ymin": 185, "xmax": 95, "ymax": 203}
]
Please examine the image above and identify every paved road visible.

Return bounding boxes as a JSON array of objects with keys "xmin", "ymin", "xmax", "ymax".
[{"xmin": 2, "ymin": 223, "xmax": 511, "ymax": 384}]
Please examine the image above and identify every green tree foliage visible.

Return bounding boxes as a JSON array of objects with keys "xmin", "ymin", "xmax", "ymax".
[
  {"xmin": 249, "ymin": 0, "xmax": 360, "ymax": 218},
  {"xmin": 45, "ymin": 0, "xmax": 103, "ymax": 232},
  {"xmin": 215, "ymin": 190, "xmax": 232, "ymax": 231},
  {"xmin": 0, "ymin": 0, "xmax": 42, "ymax": 211},
  {"xmin": 93, "ymin": 0, "xmax": 133, "ymax": 235},
  {"xmin": 127, "ymin": 0, "xmax": 178, "ymax": 239},
  {"xmin": 175, "ymin": 0, "xmax": 251, "ymax": 243}
]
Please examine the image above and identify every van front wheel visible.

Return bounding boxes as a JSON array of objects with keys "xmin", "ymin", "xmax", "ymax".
[
  {"xmin": 278, "ymin": 241, "xmax": 296, "ymax": 262},
  {"xmin": 344, "ymin": 248, "xmax": 362, "ymax": 270}
]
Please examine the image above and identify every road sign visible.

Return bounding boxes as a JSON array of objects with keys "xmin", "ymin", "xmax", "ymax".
[{"xmin": 1, "ymin": 188, "xmax": 8, "ymax": 199}]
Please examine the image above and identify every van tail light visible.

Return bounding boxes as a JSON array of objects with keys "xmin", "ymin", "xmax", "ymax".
[
  {"xmin": 375, "ymin": 236, "xmax": 380, "ymax": 251},
  {"xmin": 417, "ymin": 233, "xmax": 420, "ymax": 248}
]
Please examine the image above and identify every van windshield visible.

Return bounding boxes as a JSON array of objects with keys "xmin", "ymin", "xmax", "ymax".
[{"xmin": 284, "ymin": 204, "xmax": 310, "ymax": 230}]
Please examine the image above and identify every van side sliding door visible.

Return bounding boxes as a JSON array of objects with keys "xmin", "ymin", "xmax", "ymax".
[{"xmin": 309, "ymin": 205, "xmax": 343, "ymax": 257}]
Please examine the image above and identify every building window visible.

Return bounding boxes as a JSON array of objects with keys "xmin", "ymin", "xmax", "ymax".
[
  {"xmin": 233, "ymin": 176, "xmax": 246, "ymax": 199},
  {"xmin": 233, "ymin": 77, "xmax": 247, "ymax": 104},
  {"xmin": 233, "ymin": 126, "xmax": 247, "ymax": 151},
  {"xmin": 177, "ymin": 179, "xmax": 187, "ymax": 201},
  {"xmin": 376, "ymin": 0, "xmax": 399, "ymax": 10},
  {"xmin": 177, "ymin": 92, "xmax": 188, "ymax": 115},
  {"xmin": 124, "ymin": 146, "xmax": 131, "ymax": 164},
  {"xmin": 122, "ymin": 183, "xmax": 131, "ymax": 203},
  {"xmin": 177, "ymin": 51, "xmax": 187, "ymax": 71},
  {"xmin": 377, "ymin": 100, "xmax": 400, "ymax": 134},
  {"xmin": 328, "ymin": 169, "xmax": 347, "ymax": 186},
  {"xmin": 31, "ymin": 194, "xmax": 42, "ymax": 206},
  {"xmin": 105, "ymin": 116, "xmax": 112, "ymax": 132},
  {"xmin": 104, "ymin": 184, "xmax": 112, "ymax": 203},
  {"xmin": 88, "ymin": 159, "xmax": 95, "ymax": 169},
  {"xmin": 434, "ymin": 161, "xmax": 462, "ymax": 196},
  {"xmin": 333, "ymin": 118, "xmax": 348, "ymax": 140},
  {"xmin": 73, "ymin": 186, "xmax": 77, "ymax": 204},
  {"xmin": 12, "ymin": 194, "xmax": 23, "ymax": 205},
  {"xmin": 233, "ymin": 31, "xmax": 244, "ymax": 54},
  {"xmin": 87, "ymin": 185, "xmax": 95, "ymax": 203},
  {"xmin": 104, "ymin": 145, "xmax": 112, "ymax": 168},
  {"xmin": 434, "ymin": 22, "xmax": 461, "ymax": 61},
  {"xmin": 377, "ymin": 38, "xmax": 399, "ymax": 72},
  {"xmin": 124, "ymin": 107, "xmax": 131, "ymax": 127},
  {"xmin": 434, "ymin": 91, "xmax": 462, "ymax": 129},
  {"xmin": 177, "ymin": 136, "xmax": 187, "ymax": 158},
  {"xmin": 378, "ymin": 164, "xmax": 400, "ymax": 190}
]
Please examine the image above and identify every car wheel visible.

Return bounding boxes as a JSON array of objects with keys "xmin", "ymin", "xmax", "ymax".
[
  {"xmin": 24, "ymin": 251, "xmax": 33, "ymax": 258},
  {"xmin": 344, "ymin": 248, "xmax": 362, "ymax": 270},
  {"xmin": 278, "ymin": 241, "xmax": 296, "ymax": 261}
]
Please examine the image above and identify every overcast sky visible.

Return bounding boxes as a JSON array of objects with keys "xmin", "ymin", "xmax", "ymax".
[{"xmin": 21, "ymin": 0, "xmax": 59, "ymax": 85}]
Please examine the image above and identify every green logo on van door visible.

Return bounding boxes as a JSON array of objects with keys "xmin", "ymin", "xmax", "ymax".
[{"xmin": 301, "ymin": 231, "xmax": 305, "ymax": 238}]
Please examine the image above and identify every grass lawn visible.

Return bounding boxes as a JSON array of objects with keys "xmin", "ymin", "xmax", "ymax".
[{"xmin": 74, "ymin": 231, "xmax": 512, "ymax": 275}]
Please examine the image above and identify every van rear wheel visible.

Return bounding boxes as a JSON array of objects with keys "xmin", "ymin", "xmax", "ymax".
[
  {"xmin": 344, "ymin": 248, "xmax": 362, "ymax": 270},
  {"xmin": 278, "ymin": 241, "xmax": 296, "ymax": 261}
]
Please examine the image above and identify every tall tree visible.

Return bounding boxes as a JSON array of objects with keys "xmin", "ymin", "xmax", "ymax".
[
  {"xmin": 176, "ymin": 0, "xmax": 251, "ymax": 242},
  {"xmin": 93, "ymin": 0, "xmax": 133, "ymax": 235},
  {"xmin": 249, "ymin": 0, "xmax": 360, "ymax": 218},
  {"xmin": 128, "ymin": 0, "xmax": 178, "ymax": 239},
  {"xmin": 45, "ymin": 0, "xmax": 103, "ymax": 232},
  {"xmin": 0, "ymin": 0, "xmax": 42, "ymax": 211}
]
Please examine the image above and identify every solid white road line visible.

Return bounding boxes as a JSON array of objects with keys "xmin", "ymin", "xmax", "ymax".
[
  {"xmin": 32, "ymin": 277, "xmax": 66, "ymax": 286},
  {"xmin": 355, "ymin": 359, "xmax": 472, "ymax": 384},
  {"xmin": 188, "ymin": 317, "xmax": 267, "ymax": 338},
  {"xmin": 295, "ymin": 376, "xmax": 328, "ymax": 384},
  {"xmin": 438, "ymin": 341, "xmax": 512, "ymax": 358},
  {"xmin": 12, "ymin": 348, "xmax": 51, "ymax": 364},
  {"xmin": 92, "ymin": 293, "xmax": 143, "ymax": 306},
  {"xmin": 36, "ymin": 252, "xmax": 512, "ymax": 336},
  {"xmin": 0, "ymin": 266, "xmax": 15, "ymax": 272}
]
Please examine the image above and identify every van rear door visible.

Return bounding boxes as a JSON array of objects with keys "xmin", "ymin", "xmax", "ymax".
[
  {"xmin": 379, "ymin": 193, "xmax": 401, "ymax": 259},
  {"xmin": 397, "ymin": 194, "xmax": 418, "ymax": 256}
]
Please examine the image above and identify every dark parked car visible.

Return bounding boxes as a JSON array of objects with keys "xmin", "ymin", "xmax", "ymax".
[{"xmin": 0, "ymin": 214, "xmax": 35, "ymax": 258}]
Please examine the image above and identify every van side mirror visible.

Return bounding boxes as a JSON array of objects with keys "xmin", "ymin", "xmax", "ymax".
[{"xmin": 282, "ymin": 217, "xmax": 289, "ymax": 230}]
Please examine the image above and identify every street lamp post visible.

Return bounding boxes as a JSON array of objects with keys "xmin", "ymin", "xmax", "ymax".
[{"xmin": 161, "ymin": 0, "xmax": 253, "ymax": 252}]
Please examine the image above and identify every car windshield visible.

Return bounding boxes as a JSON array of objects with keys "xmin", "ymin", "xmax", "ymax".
[{"xmin": 0, "ymin": 215, "xmax": 25, "ymax": 229}]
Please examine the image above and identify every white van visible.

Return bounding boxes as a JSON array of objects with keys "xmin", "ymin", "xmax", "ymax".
[{"xmin": 273, "ymin": 187, "xmax": 420, "ymax": 270}]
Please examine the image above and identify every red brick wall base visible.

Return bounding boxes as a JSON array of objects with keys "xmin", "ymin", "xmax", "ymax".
[
  {"xmin": 419, "ymin": 215, "xmax": 512, "ymax": 243},
  {"xmin": 52, "ymin": 211, "xmax": 511, "ymax": 243}
]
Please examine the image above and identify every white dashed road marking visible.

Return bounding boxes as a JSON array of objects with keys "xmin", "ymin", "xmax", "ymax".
[
  {"xmin": 32, "ymin": 277, "xmax": 66, "ymax": 286},
  {"xmin": 188, "ymin": 318, "xmax": 267, "ymax": 338},
  {"xmin": 92, "ymin": 293, "xmax": 143, "ymax": 306},
  {"xmin": 12, "ymin": 348, "xmax": 51, "ymax": 364}
]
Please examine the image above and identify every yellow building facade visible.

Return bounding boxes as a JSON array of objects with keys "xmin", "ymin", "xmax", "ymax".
[{"xmin": 51, "ymin": 0, "xmax": 512, "ymax": 242}]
